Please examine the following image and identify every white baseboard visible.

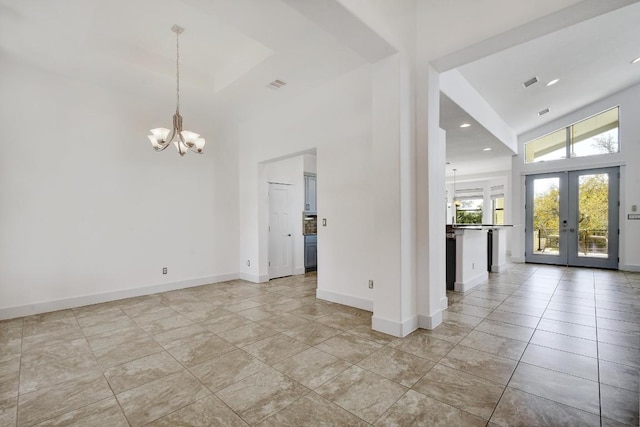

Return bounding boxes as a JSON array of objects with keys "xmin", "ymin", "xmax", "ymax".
[
  {"xmin": 418, "ymin": 310, "xmax": 443, "ymax": 330},
  {"xmin": 454, "ymin": 271, "xmax": 488, "ymax": 292},
  {"xmin": 0, "ymin": 273, "xmax": 239, "ymax": 321},
  {"xmin": 620, "ymin": 264, "xmax": 640, "ymax": 272},
  {"xmin": 239, "ymin": 272, "xmax": 270, "ymax": 283},
  {"xmin": 440, "ymin": 296, "xmax": 449, "ymax": 311},
  {"xmin": 510, "ymin": 256, "xmax": 525, "ymax": 263},
  {"xmin": 372, "ymin": 315, "xmax": 417, "ymax": 338},
  {"xmin": 316, "ymin": 289, "xmax": 373, "ymax": 312},
  {"xmin": 293, "ymin": 267, "xmax": 306, "ymax": 276}
]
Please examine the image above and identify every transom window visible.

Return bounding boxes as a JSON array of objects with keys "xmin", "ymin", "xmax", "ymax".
[{"xmin": 525, "ymin": 107, "xmax": 619, "ymax": 164}]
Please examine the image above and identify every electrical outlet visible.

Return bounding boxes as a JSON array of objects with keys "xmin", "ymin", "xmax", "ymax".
[
  {"xmin": 368, "ymin": 280, "xmax": 374, "ymax": 289},
  {"xmin": 162, "ymin": 267, "xmax": 167, "ymax": 274},
  {"xmin": 322, "ymin": 218, "xmax": 327, "ymax": 227},
  {"xmin": 247, "ymin": 260, "xmax": 250, "ymax": 266}
]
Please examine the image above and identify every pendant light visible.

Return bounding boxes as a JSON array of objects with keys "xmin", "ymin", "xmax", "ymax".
[{"xmin": 147, "ymin": 25, "xmax": 205, "ymax": 156}]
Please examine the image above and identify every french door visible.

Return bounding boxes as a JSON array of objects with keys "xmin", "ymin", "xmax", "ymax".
[{"xmin": 525, "ymin": 167, "xmax": 619, "ymax": 268}]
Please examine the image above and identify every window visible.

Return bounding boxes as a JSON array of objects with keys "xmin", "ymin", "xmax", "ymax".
[
  {"xmin": 493, "ymin": 197, "xmax": 504, "ymax": 225},
  {"xmin": 525, "ymin": 107, "xmax": 619, "ymax": 164},
  {"xmin": 456, "ymin": 199, "xmax": 483, "ymax": 224}
]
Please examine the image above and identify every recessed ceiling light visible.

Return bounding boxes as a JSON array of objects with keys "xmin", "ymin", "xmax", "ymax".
[
  {"xmin": 459, "ymin": 123, "xmax": 471, "ymax": 128},
  {"xmin": 546, "ymin": 79, "xmax": 559, "ymax": 87},
  {"xmin": 483, "ymin": 147, "xmax": 492, "ymax": 151},
  {"xmin": 632, "ymin": 56, "xmax": 640, "ymax": 64}
]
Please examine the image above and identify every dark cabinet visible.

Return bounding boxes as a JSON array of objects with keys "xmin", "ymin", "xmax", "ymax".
[
  {"xmin": 304, "ymin": 174, "xmax": 317, "ymax": 212},
  {"xmin": 305, "ymin": 235, "xmax": 317, "ymax": 271}
]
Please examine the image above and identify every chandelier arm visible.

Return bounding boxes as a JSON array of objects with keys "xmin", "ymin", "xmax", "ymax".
[
  {"xmin": 154, "ymin": 142, "xmax": 171, "ymax": 152},
  {"xmin": 176, "ymin": 26, "xmax": 180, "ymax": 114}
]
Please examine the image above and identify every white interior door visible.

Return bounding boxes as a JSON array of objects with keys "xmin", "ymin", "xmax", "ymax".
[{"xmin": 268, "ymin": 183, "xmax": 293, "ymax": 279}]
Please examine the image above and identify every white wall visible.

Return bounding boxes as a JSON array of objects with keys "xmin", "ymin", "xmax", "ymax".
[
  {"xmin": 238, "ymin": 65, "xmax": 375, "ymax": 308},
  {"xmin": 512, "ymin": 83, "xmax": 640, "ymax": 270},
  {"xmin": 259, "ymin": 156, "xmax": 306, "ymax": 276},
  {"xmin": 0, "ymin": 57, "xmax": 239, "ymax": 318}
]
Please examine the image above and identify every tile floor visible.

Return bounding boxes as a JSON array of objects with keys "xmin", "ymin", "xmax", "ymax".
[{"xmin": 1, "ymin": 265, "xmax": 638, "ymax": 426}]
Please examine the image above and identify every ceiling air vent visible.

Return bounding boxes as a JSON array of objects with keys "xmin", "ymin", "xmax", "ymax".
[
  {"xmin": 522, "ymin": 76, "xmax": 539, "ymax": 88},
  {"xmin": 538, "ymin": 108, "xmax": 550, "ymax": 116},
  {"xmin": 267, "ymin": 79, "xmax": 287, "ymax": 90}
]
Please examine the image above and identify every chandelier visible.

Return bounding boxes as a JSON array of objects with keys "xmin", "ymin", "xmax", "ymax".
[{"xmin": 147, "ymin": 25, "xmax": 205, "ymax": 156}]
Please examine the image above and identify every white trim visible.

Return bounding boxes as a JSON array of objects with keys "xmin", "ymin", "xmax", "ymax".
[
  {"xmin": 316, "ymin": 289, "xmax": 373, "ymax": 312},
  {"xmin": 440, "ymin": 296, "xmax": 449, "ymax": 311},
  {"xmin": 620, "ymin": 264, "xmax": 640, "ymax": 272},
  {"xmin": 239, "ymin": 272, "xmax": 270, "ymax": 283},
  {"xmin": 454, "ymin": 271, "xmax": 488, "ymax": 292},
  {"xmin": 293, "ymin": 267, "xmax": 305, "ymax": 276},
  {"xmin": 510, "ymin": 256, "xmax": 525, "ymax": 263},
  {"xmin": 372, "ymin": 315, "xmax": 418, "ymax": 338},
  {"xmin": 418, "ymin": 310, "xmax": 443, "ymax": 330},
  {"xmin": 0, "ymin": 273, "xmax": 239, "ymax": 321}
]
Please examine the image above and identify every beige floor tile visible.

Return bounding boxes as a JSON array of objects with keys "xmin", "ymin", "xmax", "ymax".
[
  {"xmin": 413, "ymin": 363, "xmax": 504, "ymax": 420},
  {"xmin": 358, "ymin": 346, "xmax": 434, "ymax": 387},
  {"xmin": 0, "ymin": 328, "xmax": 22, "ymax": 358},
  {"xmin": 459, "ymin": 330, "xmax": 527, "ymax": 360},
  {"xmin": 487, "ymin": 310, "xmax": 540, "ymax": 328},
  {"xmin": 520, "ymin": 344, "xmax": 598, "ymax": 381},
  {"xmin": 259, "ymin": 392, "xmax": 368, "ymax": 427},
  {"xmin": 508, "ymin": 362, "xmax": 600, "ymax": 415},
  {"xmin": 283, "ymin": 322, "xmax": 342, "ymax": 346},
  {"xmin": 216, "ymin": 367, "xmax": 309, "ymax": 425},
  {"xmin": 316, "ymin": 365, "xmax": 407, "ymax": 423},
  {"xmin": 225, "ymin": 300, "xmax": 263, "ymax": 313},
  {"xmin": 21, "ymin": 338, "xmax": 92, "ymax": 368},
  {"xmin": 440, "ymin": 345, "xmax": 517, "ymax": 385},
  {"xmin": 543, "ymin": 309, "xmax": 596, "ymax": 327},
  {"xmin": 459, "ymin": 296, "xmax": 503, "ymax": 309},
  {"xmin": 446, "ymin": 302, "xmax": 494, "ymax": 318},
  {"xmin": 598, "ymin": 328, "xmax": 640, "ymax": 349},
  {"xmin": 475, "ymin": 319, "xmax": 535, "ymax": 342},
  {"xmin": 103, "ymin": 351, "xmax": 183, "ymax": 394},
  {"xmin": 600, "ymin": 383, "xmax": 640, "ymax": 426},
  {"xmin": 497, "ymin": 302, "xmax": 547, "ymax": 317},
  {"xmin": 530, "ymin": 330, "xmax": 597, "ymax": 357},
  {"xmin": 598, "ymin": 317, "xmax": 640, "ymax": 334},
  {"xmin": 423, "ymin": 321, "xmax": 474, "ymax": 344},
  {"xmin": 374, "ymin": 389, "xmax": 486, "ymax": 427},
  {"xmin": 0, "ymin": 359, "xmax": 19, "ymax": 400},
  {"xmin": 19, "ymin": 353, "xmax": 101, "ymax": 394},
  {"xmin": 273, "ymin": 347, "xmax": 350, "ymax": 389},
  {"xmin": 138, "ymin": 313, "xmax": 193, "ymax": 335},
  {"xmin": 146, "ymin": 395, "xmax": 248, "ymax": 427},
  {"xmin": 236, "ymin": 306, "xmax": 277, "ymax": 321},
  {"xmin": 598, "ymin": 342, "xmax": 640, "ymax": 368},
  {"xmin": 217, "ymin": 323, "xmax": 279, "ymax": 347},
  {"xmin": 316, "ymin": 312, "xmax": 370, "ymax": 330},
  {"xmin": 152, "ymin": 324, "xmax": 209, "ymax": 349},
  {"xmin": 0, "ymin": 396, "xmax": 17, "ymax": 427},
  {"xmin": 22, "ymin": 311, "xmax": 79, "ymax": 338},
  {"xmin": 17, "ymin": 374, "xmax": 113, "ymax": 427},
  {"xmin": 74, "ymin": 306, "xmax": 127, "ymax": 327},
  {"xmin": 201, "ymin": 313, "xmax": 253, "ymax": 334},
  {"xmin": 388, "ymin": 330, "xmax": 454, "ymax": 362},
  {"xmin": 21, "ymin": 327, "xmax": 84, "ymax": 353},
  {"xmin": 258, "ymin": 313, "xmax": 310, "ymax": 332},
  {"xmin": 536, "ymin": 318, "xmax": 597, "ymax": 340},
  {"xmin": 32, "ymin": 396, "xmax": 128, "ymax": 427},
  {"xmin": 116, "ymin": 370, "xmax": 210, "ymax": 426},
  {"xmin": 166, "ymin": 333, "xmax": 236, "ymax": 367},
  {"xmin": 93, "ymin": 335, "xmax": 163, "ymax": 369},
  {"xmin": 315, "ymin": 332, "xmax": 383, "ymax": 363},
  {"xmin": 85, "ymin": 325, "xmax": 148, "ymax": 352},
  {"xmin": 546, "ymin": 301, "xmax": 596, "ymax": 316},
  {"xmin": 190, "ymin": 348, "xmax": 267, "ymax": 392},
  {"xmin": 242, "ymin": 333, "xmax": 309, "ymax": 365},
  {"xmin": 490, "ymin": 387, "xmax": 600, "ymax": 427},
  {"xmin": 599, "ymin": 360, "xmax": 639, "ymax": 392},
  {"xmin": 345, "ymin": 325, "xmax": 395, "ymax": 345}
]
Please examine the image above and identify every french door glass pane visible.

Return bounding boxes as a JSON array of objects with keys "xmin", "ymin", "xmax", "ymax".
[
  {"xmin": 577, "ymin": 173, "xmax": 609, "ymax": 258},
  {"xmin": 532, "ymin": 177, "xmax": 560, "ymax": 255}
]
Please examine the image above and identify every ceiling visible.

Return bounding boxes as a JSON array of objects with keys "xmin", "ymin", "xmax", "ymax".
[
  {"xmin": 1, "ymin": 0, "xmax": 638, "ymax": 174},
  {"xmin": 443, "ymin": 1, "xmax": 640, "ymax": 176}
]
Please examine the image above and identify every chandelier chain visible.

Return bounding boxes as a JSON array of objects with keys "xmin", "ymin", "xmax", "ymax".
[{"xmin": 176, "ymin": 28, "xmax": 180, "ymax": 114}]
